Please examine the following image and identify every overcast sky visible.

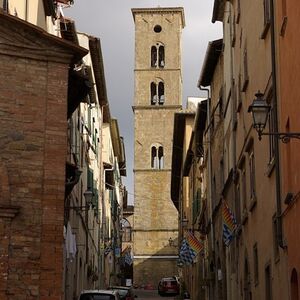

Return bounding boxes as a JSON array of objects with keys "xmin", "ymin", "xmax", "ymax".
[{"xmin": 66, "ymin": 1, "xmax": 222, "ymax": 204}]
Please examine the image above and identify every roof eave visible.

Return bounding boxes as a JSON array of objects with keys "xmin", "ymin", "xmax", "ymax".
[
  {"xmin": 212, "ymin": 0, "xmax": 226, "ymax": 23},
  {"xmin": 198, "ymin": 39, "xmax": 223, "ymax": 87}
]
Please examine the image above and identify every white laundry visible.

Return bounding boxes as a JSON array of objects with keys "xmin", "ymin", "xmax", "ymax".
[{"xmin": 65, "ymin": 222, "xmax": 77, "ymax": 260}]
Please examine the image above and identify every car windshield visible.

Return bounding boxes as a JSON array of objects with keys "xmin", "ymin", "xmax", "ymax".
[{"xmin": 79, "ymin": 294, "xmax": 115, "ymax": 300}]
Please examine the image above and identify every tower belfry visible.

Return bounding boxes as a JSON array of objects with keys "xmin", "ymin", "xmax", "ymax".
[{"xmin": 131, "ymin": 7, "xmax": 185, "ymax": 285}]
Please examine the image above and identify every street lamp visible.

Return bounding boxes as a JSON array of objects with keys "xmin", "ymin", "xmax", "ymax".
[
  {"xmin": 83, "ymin": 189, "xmax": 93, "ymax": 207},
  {"xmin": 67, "ymin": 188, "xmax": 94, "ymax": 210},
  {"xmin": 248, "ymin": 91, "xmax": 300, "ymax": 143}
]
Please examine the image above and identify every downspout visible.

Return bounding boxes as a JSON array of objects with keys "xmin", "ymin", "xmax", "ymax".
[
  {"xmin": 198, "ymin": 85, "xmax": 213, "ymax": 298},
  {"xmin": 25, "ymin": 0, "xmax": 28, "ymax": 21},
  {"xmin": 198, "ymin": 86, "xmax": 213, "ymax": 246},
  {"xmin": 270, "ymin": 0, "xmax": 285, "ymax": 249},
  {"xmin": 228, "ymin": 3, "xmax": 237, "ymax": 300}
]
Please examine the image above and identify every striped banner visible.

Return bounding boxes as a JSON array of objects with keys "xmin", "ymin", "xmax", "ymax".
[{"xmin": 222, "ymin": 200, "xmax": 237, "ymax": 246}]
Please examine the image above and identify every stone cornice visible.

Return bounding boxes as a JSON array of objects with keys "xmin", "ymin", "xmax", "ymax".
[
  {"xmin": 134, "ymin": 68, "xmax": 181, "ymax": 72},
  {"xmin": 132, "ymin": 105, "xmax": 181, "ymax": 111},
  {"xmin": 134, "ymin": 168, "xmax": 171, "ymax": 172},
  {"xmin": 131, "ymin": 7, "xmax": 185, "ymax": 28}
]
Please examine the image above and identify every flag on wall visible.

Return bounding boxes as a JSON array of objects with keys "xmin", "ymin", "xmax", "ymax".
[
  {"xmin": 222, "ymin": 200, "xmax": 237, "ymax": 246},
  {"xmin": 186, "ymin": 230, "xmax": 204, "ymax": 254},
  {"xmin": 179, "ymin": 238, "xmax": 196, "ymax": 265}
]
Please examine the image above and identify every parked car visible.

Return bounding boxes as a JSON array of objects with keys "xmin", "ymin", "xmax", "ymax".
[
  {"xmin": 158, "ymin": 277, "xmax": 180, "ymax": 296},
  {"xmin": 79, "ymin": 290, "xmax": 120, "ymax": 300},
  {"xmin": 107, "ymin": 286, "xmax": 137, "ymax": 300}
]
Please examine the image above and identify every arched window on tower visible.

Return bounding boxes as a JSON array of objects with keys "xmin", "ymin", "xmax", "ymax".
[
  {"xmin": 158, "ymin": 82, "xmax": 164, "ymax": 105},
  {"xmin": 150, "ymin": 80, "xmax": 164, "ymax": 106},
  {"xmin": 151, "ymin": 146, "xmax": 157, "ymax": 168},
  {"xmin": 158, "ymin": 45, "xmax": 165, "ymax": 68},
  {"xmin": 150, "ymin": 43, "xmax": 165, "ymax": 68},
  {"xmin": 158, "ymin": 146, "xmax": 164, "ymax": 169},
  {"xmin": 151, "ymin": 46, "xmax": 157, "ymax": 68},
  {"xmin": 151, "ymin": 82, "xmax": 157, "ymax": 105},
  {"xmin": 151, "ymin": 144, "xmax": 164, "ymax": 169}
]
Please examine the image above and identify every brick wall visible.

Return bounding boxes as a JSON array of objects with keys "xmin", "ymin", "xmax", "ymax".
[{"xmin": 0, "ymin": 54, "xmax": 69, "ymax": 299}]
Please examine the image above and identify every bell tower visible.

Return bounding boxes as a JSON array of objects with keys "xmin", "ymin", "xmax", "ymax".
[{"xmin": 131, "ymin": 7, "xmax": 185, "ymax": 286}]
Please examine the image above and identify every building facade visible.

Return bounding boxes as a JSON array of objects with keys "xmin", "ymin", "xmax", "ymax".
[
  {"xmin": 0, "ymin": 7, "xmax": 87, "ymax": 299},
  {"xmin": 131, "ymin": 7, "xmax": 185, "ymax": 286},
  {"xmin": 0, "ymin": 2, "xmax": 127, "ymax": 298},
  {"xmin": 277, "ymin": 0, "xmax": 300, "ymax": 298},
  {"xmin": 183, "ymin": 0, "xmax": 291, "ymax": 298},
  {"xmin": 171, "ymin": 98, "xmax": 207, "ymax": 300}
]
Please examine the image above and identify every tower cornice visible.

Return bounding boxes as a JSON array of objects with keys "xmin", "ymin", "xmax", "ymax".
[
  {"xmin": 131, "ymin": 7, "xmax": 185, "ymax": 28},
  {"xmin": 132, "ymin": 105, "xmax": 182, "ymax": 112}
]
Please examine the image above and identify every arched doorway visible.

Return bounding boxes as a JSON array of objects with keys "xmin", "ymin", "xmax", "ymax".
[{"xmin": 291, "ymin": 268, "xmax": 299, "ymax": 300}]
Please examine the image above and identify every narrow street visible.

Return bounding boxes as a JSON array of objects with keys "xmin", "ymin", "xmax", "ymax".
[{"xmin": 134, "ymin": 289, "xmax": 177, "ymax": 300}]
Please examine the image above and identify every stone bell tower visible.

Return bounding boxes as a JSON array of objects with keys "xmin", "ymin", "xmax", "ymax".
[{"xmin": 131, "ymin": 7, "xmax": 185, "ymax": 286}]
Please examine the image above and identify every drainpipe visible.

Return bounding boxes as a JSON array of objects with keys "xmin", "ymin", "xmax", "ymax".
[
  {"xmin": 197, "ymin": 85, "xmax": 214, "ymax": 299},
  {"xmin": 25, "ymin": 0, "xmax": 28, "ymax": 21},
  {"xmin": 228, "ymin": 4, "xmax": 237, "ymax": 299},
  {"xmin": 269, "ymin": 0, "xmax": 285, "ymax": 249},
  {"xmin": 198, "ymin": 86, "xmax": 213, "ymax": 247}
]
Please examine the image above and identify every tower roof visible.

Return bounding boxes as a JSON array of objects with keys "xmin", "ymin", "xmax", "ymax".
[{"xmin": 131, "ymin": 7, "xmax": 185, "ymax": 28}]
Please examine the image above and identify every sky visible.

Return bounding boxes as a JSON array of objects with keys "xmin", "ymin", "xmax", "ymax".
[{"xmin": 66, "ymin": 1, "xmax": 222, "ymax": 204}]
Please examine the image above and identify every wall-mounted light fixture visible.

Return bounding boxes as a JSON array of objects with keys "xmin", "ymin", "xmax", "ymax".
[
  {"xmin": 67, "ymin": 188, "xmax": 94, "ymax": 210},
  {"xmin": 248, "ymin": 91, "xmax": 300, "ymax": 143}
]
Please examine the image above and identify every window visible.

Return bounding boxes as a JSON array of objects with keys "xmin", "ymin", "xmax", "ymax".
[
  {"xmin": 244, "ymin": 258, "xmax": 252, "ymax": 300},
  {"xmin": 193, "ymin": 188, "xmax": 201, "ymax": 223},
  {"xmin": 231, "ymin": 14, "xmax": 236, "ymax": 47},
  {"xmin": 235, "ymin": 183, "xmax": 241, "ymax": 225},
  {"xmin": 237, "ymin": 73, "xmax": 242, "ymax": 111},
  {"xmin": 121, "ymin": 218, "xmax": 132, "ymax": 242},
  {"xmin": 267, "ymin": 91, "xmax": 276, "ymax": 163},
  {"xmin": 3, "ymin": 0, "xmax": 8, "ymax": 12},
  {"xmin": 151, "ymin": 145, "xmax": 164, "ymax": 169},
  {"xmin": 151, "ymin": 43, "xmax": 165, "ymax": 68},
  {"xmin": 236, "ymin": 0, "xmax": 241, "ymax": 23},
  {"xmin": 279, "ymin": 0, "xmax": 288, "ymax": 36},
  {"xmin": 151, "ymin": 46, "xmax": 157, "ymax": 68},
  {"xmin": 253, "ymin": 243, "xmax": 259, "ymax": 285},
  {"xmin": 265, "ymin": 264, "xmax": 272, "ymax": 300},
  {"xmin": 158, "ymin": 82, "xmax": 164, "ymax": 104},
  {"xmin": 291, "ymin": 268, "xmax": 299, "ymax": 300},
  {"xmin": 272, "ymin": 214, "xmax": 279, "ymax": 260},
  {"xmin": 263, "ymin": 0, "xmax": 271, "ymax": 27},
  {"xmin": 151, "ymin": 82, "xmax": 157, "ymax": 105},
  {"xmin": 249, "ymin": 150, "xmax": 256, "ymax": 209},
  {"xmin": 150, "ymin": 80, "xmax": 164, "ymax": 105},
  {"xmin": 154, "ymin": 25, "xmax": 162, "ymax": 33},
  {"xmin": 261, "ymin": 0, "xmax": 271, "ymax": 38},
  {"xmin": 220, "ymin": 159, "xmax": 224, "ymax": 189},
  {"xmin": 241, "ymin": 47, "xmax": 249, "ymax": 92},
  {"xmin": 240, "ymin": 164, "xmax": 247, "ymax": 221},
  {"xmin": 212, "ymin": 174, "xmax": 217, "ymax": 210}
]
